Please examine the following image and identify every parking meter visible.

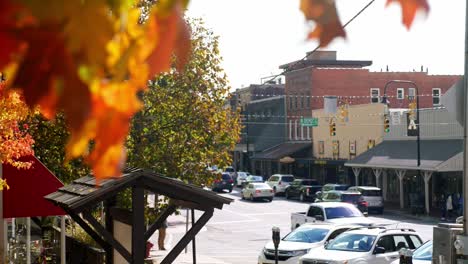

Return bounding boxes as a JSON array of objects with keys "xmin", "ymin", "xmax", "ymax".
[{"xmin": 272, "ymin": 226, "xmax": 280, "ymax": 264}]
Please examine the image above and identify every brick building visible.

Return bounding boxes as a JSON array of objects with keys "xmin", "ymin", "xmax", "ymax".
[{"xmin": 283, "ymin": 50, "xmax": 461, "ymax": 142}]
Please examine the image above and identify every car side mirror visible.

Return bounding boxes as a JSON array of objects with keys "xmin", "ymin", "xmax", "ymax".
[
  {"xmin": 373, "ymin": 246, "xmax": 386, "ymax": 254},
  {"xmin": 315, "ymin": 215, "xmax": 324, "ymax": 221},
  {"xmin": 363, "ymin": 212, "xmax": 368, "ymax": 217}
]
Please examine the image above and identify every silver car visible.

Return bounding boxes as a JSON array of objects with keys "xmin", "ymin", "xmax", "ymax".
[
  {"xmin": 348, "ymin": 186, "xmax": 384, "ymax": 214},
  {"xmin": 241, "ymin": 183, "xmax": 274, "ymax": 202}
]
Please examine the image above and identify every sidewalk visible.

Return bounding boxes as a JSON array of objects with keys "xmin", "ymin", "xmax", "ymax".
[
  {"xmin": 147, "ymin": 213, "xmax": 231, "ymax": 264},
  {"xmin": 382, "ymin": 203, "xmax": 449, "ymax": 225}
]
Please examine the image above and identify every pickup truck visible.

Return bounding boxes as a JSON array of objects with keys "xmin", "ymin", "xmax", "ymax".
[{"xmin": 290, "ymin": 202, "xmax": 374, "ymax": 230}]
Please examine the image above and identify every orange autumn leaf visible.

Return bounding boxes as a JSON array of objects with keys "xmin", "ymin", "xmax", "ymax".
[
  {"xmin": 386, "ymin": 0, "xmax": 430, "ymax": 29},
  {"xmin": 147, "ymin": 2, "xmax": 192, "ymax": 75},
  {"xmin": 300, "ymin": 0, "xmax": 346, "ymax": 47},
  {"xmin": 11, "ymin": 26, "xmax": 91, "ymax": 133}
]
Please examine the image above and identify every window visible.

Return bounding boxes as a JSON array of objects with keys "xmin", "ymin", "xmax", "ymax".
[
  {"xmin": 281, "ymin": 176, "xmax": 295, "ymax": 182},
  {"xmin": 432, "ymin": 88, "xmax": 441, "ymax": 106},
  {"xmin": 397, "ymin": 88, "xmax": 404, "ymax": 100},
  {"xmin": 408, "ymin": 235, "xmax": 422, "ymax": 248},
  {"xmin": 376, "ymin": 236, "xmax": 395, "ymax": 253},
  {"xmin": 289, "ymin": 96, "xmax": 293, "ymax": 109},
  {"xmin": 284, "ymin": 227, "xmax": 329, "ymax": 243},
  {"xmin": 301, "ymin": 95, "xmax": 304, "ymax": 109},
  {"xmin": 370, "ymin": 88, "xmax": 380, "ymax": 103},
  {"xmin": 408, "ymin": 88, "xmax": 416, "ymax": 100},
  {"xmin": 306, "ymin": 94, "xmax": 311, "ymax": 108},
  {"xmin": 328, "ymin": 228, "xmax": 350, "ymax": 241},
  {"xmin": 393, "ymin": 235, "xmax": 409, "ymax": 250},
  {"xmin": 307, "ymin": 206, "xmax": 323, "ymax": 217},
  {"xmin": 295, "ymin": 96, "xmax": 298, "ymax": 109},
  {"xmin": 289, "ymin": 120, "xmax": 293, "ymax": 140}
]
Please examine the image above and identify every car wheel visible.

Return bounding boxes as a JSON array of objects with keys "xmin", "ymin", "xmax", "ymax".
[
  {"xmin": 285, "ymin": 191, "xmax": 289, "ymax": 199},
  {"xmin": 228, "ymin": 188, "xmax": 232, "ymax": 193},
  {"xmin": 273, "ymin": 187, "xmax": 277, "ymax": 196},
  {"xmin": 299, "ymin": 193, "xmax": 304, "ymax": 202},
  {"xmin": 250, "ymin": 194, "xmax": 254, "ymax": 201},
  {"xmin": 268, "ymin": 198, "xmax": 273, "ymax": 202},
  {"xmin": 241, "ymin": 192, "xmax": 245, "ymax": 200},
  {"xmin": 378, "ymin": 208, "xmax": 384, "ymax": 214}
]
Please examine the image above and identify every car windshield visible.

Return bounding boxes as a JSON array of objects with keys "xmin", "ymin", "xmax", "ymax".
[
  {"xmin": 253, "ymin": 183, "xmax": 270, "ymax": 189},
  {"xmin": 334, "ymin": 185, "xmax": 349, "ymax": 191},
  {"xmin": 341, "ymin": 194, "xmax": 361, "ymax": 203},
  {"xmin": 412, "ymin": 241, "xmax": 432, "ymax": 261},
  {"xmin": 248, "ymin": 176, "xmax": 263, "ymax": 182},
  {"xmin": 325, "ymin": 206, "xmax": 363, "ymax": 219},
  {"xmin": 283, "ymin": 227, "xmax": 330, "ymax": 243},
  {"xmin": 326, "ymin": 233, "xmax": 376, "ymax": 252},
  {"xmin": 238, "ymin": 172, "xmax": 247, "ymax": 177},
  {"xmin": 361, "ymin": 190, "xmax": 382, "ymax": 196},
  {"xmin": 225, "ymin": 167, "xmax": 234, "ymax": 172},
  {"xmin": 282, "ymin": 176, "xmax": 294, "ymax": 182}
]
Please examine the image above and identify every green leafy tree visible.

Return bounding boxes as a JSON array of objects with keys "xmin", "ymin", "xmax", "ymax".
[
  {"xmin": 126, "ymin": 18, "xmax": 240, "ymax": 186},
  {"xmin": 26, "ymin": 112, "xmax": 90, "ymax": 184}
]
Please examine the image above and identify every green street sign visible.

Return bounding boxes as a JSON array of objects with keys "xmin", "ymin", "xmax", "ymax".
[{"xmin": 300, "ymin": 117, "xmax": 318, "ymax": 127}]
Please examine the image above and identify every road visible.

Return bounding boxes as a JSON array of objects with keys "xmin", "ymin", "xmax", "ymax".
[{"xmin": 162, "ymin": 188, "xmax": 436, "ymax": 264}]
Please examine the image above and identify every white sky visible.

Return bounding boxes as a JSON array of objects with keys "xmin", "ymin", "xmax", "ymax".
[{"xmin": 186, "ymin": 0, "xmax": 466, "ymax": 90}]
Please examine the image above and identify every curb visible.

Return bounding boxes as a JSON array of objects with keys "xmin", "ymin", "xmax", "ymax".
[{"xmin": 384, "ymin": 209, "xmax": 439, "ymax": 224}]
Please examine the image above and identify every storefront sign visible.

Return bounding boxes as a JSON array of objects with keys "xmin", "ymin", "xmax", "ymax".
[
  {"xmin": 279, "ymin": 156, "xmax": 295, "ymax": 163},
  {"xmin": 314, "ymin": 160, "xmax": 327, "ymax": 165},
  {"xmin": 332, "ymin": 140, "xmax": 339, "ymax": 159},
  {"xmin": 349, "ymin": 141, "xmax": 356, "ymax": 155},
  {"xmin": 318, "ymin": 141, "xmax": 325, "ymax": 155}
]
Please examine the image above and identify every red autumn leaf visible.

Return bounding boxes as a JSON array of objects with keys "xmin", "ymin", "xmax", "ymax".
[
  {"xmin": 300, "ymin": 0, "xmax": 346, "ymax": 47},
  {"xmin": 0, "ymin": 1, "xmax": 29, "ymax": 69},
  {"xmin": 11, "ymin": 26, "xmax": 91, "ymax": 133},
  {"xmin": 147, "ymin": 3, "xmax": 191, "ymax": 75},
  {"xmin": 386, "ymin": 0, "xmax": 430, "ymax": 29}
]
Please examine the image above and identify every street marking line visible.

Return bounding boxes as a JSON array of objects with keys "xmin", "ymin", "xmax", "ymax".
[
  {"xmin": 208, "ymin": 219, "xmax": 259, "ymax": 225},
  {"xmin": 222, "ymin": 208, "xmax": 258, "ymax": 220},
  {"xmin": 245, "ymin": 212, "xmax": 290, "ymax": 216}
]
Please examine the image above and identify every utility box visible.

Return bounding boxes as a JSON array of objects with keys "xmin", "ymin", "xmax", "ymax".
[{"xmin": 433, "ymin": 223, "xmax": 463, "ymax": 264}]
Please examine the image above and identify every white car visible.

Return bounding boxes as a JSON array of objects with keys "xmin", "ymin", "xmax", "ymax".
[
  {"xmin": 241, "ymin": 183, "xmax": 274, "ymax": 202},
  {"xmin": 290, "ymin": 202, "xmax": 374, "ymax": 230},
  {"xmin": 258, "ymin": 224, "xmax": 360, "ymax": 264},
  {"xmin": 266, "ymin": 174, "xmax": 295, "ymax": 195},
  {"xmin": 300, "ymin": 227, "xmax": 423, "ymax": 264},
  {"xmin": 236, "ymin": 171, "xmax": 250, "ymax": 187},
  {"xmin": 348, "ymin": 186, "xmax": 384, "ymax": 214}
]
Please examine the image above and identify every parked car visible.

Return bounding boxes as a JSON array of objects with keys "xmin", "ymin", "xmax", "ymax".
[
  {"xmin": 315, "ymin": 183, "xmax": 351, "ymax": 200},
  {"xmin": 235, "ymin": 171, "xmax": 250, "ymax": 187},
  {"xmin": 258, "ymin": 223, "xmax": 360, "ymax": 264},
  {"xmin": 266, "ymin": 174, "xmax": 295, "ymax": 195},
  {"xmin": 224, "ymin": 166, "xmax": 236, "ymax": 181},
  {"xmin": 241, "ymin": 182, "xmax": 274, "ymax": 202},
  {"xmin": 300, "ymin": 227, "xmax": 423, "ymax": 264},
  {"xmin": 211, "ymin": 173, "xmax": 234, "ymax": 193},
  {"xmin": 285, "ymin": 179, "xmax": 321, "ymax": 202},
  {"xmin": 390, "ymin": 240, "xmax": 432, "ymax": 264},
  {"xmin": 315, "ymin": 190, "xmax": 368, "ymax": 213},
  {"xmin": 348, "ymin": 186, "xmax": 385, "ymax": 214},
  {"xmin": 241, "ymin": 175, "xmax": 264, "ymax": 188},
  {"xmin": 290, "ymin": 202, "xmax": 374, "ymax": 230}
]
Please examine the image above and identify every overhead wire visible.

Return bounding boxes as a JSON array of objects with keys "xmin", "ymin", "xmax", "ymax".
[{"xmin": 260, "ymin": 0, "xmax": 377, "ymax": 84}]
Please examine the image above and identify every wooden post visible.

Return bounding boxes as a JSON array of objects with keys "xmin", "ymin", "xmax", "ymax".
[
  {"xmin": 422, "ymin": 171, "xmax": 433, "ymax": 215},
  {"xmin": 395, "ymin": 170, "xmax": 406, "ymax": 209},
  {"xmin": 61, "ymin": 216, "xmax": 66, "ymax": 264},
  {"xmin": 132, "ymin": 186, "xmax": 145, "ymax": 263}
]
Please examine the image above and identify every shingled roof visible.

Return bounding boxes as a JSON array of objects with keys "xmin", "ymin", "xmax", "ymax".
[{"xmin": 45, "ymin": 167, "xmax": 232, "ymax": 212}]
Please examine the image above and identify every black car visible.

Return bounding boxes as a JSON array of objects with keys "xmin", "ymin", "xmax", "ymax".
[
  {"xmin": 212, "ymin": 173, "xmax": 234, "ymax": 192},
  {"xmin": 285, "ymin": 179, "xmax": 321, "ymax": 202}
]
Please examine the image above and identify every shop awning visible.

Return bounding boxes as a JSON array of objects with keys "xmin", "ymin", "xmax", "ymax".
[
  {"xmin": 345, "ymin": 140, "xmax": 462, "ymax": 171},
  {"xmin": 3, "ymin": 156, "xmax": 65, "ymax": 218},
  {"xmin": 251, "ymin": 142, "xmax": 311, "ymax": 160}
]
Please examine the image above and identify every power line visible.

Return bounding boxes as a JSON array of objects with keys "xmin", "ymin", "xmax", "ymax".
[{"xmin": 261, "ymin": 0, "xmax": 377, "ymax": 84}]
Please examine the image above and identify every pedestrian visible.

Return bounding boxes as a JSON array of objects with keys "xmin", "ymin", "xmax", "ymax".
[
  {"xmin": 440, "ymin": 194, "xmax": 446, "ymax": 220},
  {"xmin": 458, "ymin": 193, "xmax": 463, "ymax": 217},
  {"xmin": 158, "ymin": 220, "xmax": 168, "ymax": 250},
  {"xmin": 446, "ymin": 194, "xmax": 454, "ymax": 220}
]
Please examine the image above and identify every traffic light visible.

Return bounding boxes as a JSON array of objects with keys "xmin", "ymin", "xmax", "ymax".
[
  {"xmin": 329, "ymin": 121, "xmax": 336, "ymax": 136},
  {"xmin": 384, "ymin": 114, "xmax": 390, "ymax": 133}
]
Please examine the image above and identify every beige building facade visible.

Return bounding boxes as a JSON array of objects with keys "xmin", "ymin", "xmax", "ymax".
[
  {"xmin": 310, "ymin": 103, "xmax": 386, "ymax": 184},
  {"xmin": 312, "ymin": 103, "xmax": 386, "ymax": 160}
]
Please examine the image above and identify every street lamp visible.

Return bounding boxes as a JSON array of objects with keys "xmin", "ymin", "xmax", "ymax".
[
  {"xmin": 272, "ymin": 226, "xmax": 281, "ymax": 264},
  {"xmin": 382, "ymin": 80, "xmax": 421, "ymax": 211},
  {"xmin": 381, "ymin": 80, "xmax": 420, "ymax": 167}
]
